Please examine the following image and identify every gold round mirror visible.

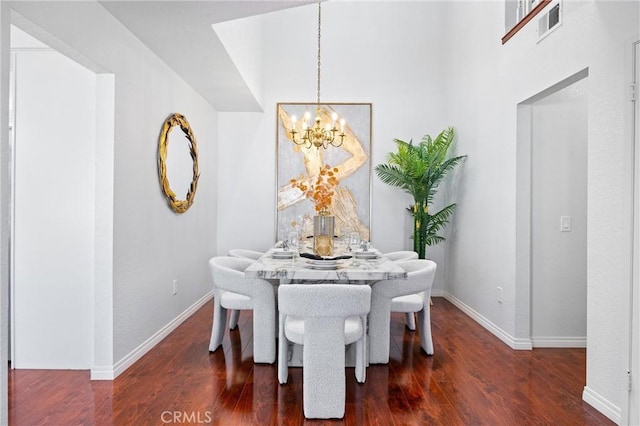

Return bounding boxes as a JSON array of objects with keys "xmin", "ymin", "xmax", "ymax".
[{"xmin": 158, "ymin": 113, "xmax": 200, "ymax": 213}]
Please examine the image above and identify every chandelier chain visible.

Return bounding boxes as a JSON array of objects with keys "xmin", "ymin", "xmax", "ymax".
[
  {"xmin": 316, "ymin": 1, "xmax": 322, "ymax": 105},
  {"xmin": 287, "ymin": 0, "xmax": 345, "ymax": 149}
]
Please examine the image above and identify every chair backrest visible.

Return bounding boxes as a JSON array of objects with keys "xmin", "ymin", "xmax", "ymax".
[
  {"xmin": 374, "ymin": 259, "xmax": 437, "ymax": 299},
  {"xmin": 384, "ymin": 251, "xmax": 419, "ymax": 261},
  {"xmin": 209, "ymin": 256, "xmax": 257, "ymax": 295},
  {"xmin": 278, "ymin": 284, "xmax": 371, "ymax": 318},
  {"xmin": 228, "ymin": 249, "xmax": 264, "ymax": 261}
]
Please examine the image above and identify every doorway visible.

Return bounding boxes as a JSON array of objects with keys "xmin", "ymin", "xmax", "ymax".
[
  {"xmin": 515, "ymin": 69, "xmax": 590, "ymax": 349},
  {"xmin": 9, "ymin": 26, "xmax": 95, "ymax": 369},
  {"xmin": 529, "ymin": 77, "xmax": 588, "ymax": 347}
]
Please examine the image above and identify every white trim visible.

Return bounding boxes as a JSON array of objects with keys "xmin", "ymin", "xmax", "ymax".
[
  {"xmin": 90, "ymin": 291, "xmax": 214, "ymax": 380},
  {"xmin": 8, "ymin": 50, "xmax": 15, "ymax": 366},
  {"xmin": 531, "ymin": 336, "xmax": 586, "ymax": 348},
  {"xmin": 442, "ymin": 292, "xmax": 533, "ymax": 350},
  {"xmin": 626, "ymin": 37, "xmax": 640, "ymax": 426},
  {"xmin": 582, "ymin": 386, "xmax": 621, "ymax": 425},
  {"xmin": 89, "ymin": 365, "xmax": 114, "ymax": 381}
]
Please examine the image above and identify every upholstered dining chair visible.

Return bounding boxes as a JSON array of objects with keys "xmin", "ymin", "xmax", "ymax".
[
  {"xmin": 208, "ymin": 256, "xmax": 277, "ymax": 364},
  {"xmin": 278, "ymin": 284, "xmax": 371, "ymax": 419},
  {"xmin": 369, "ymin": 259, "xmax": 437, "ymax": 364},
  {"xmin": 382, "ymin": 250, "xmax": 419, "ymax": 262},
  {"xmin": 226, "ymin": 249, "xmax": 265, "ymax": 329},
  {"xmin": 382, "ymin": 251, "xmax": 420, "ymax": 329},
  {"xmin": 228, "ymin": 248, "xmax": 264, "ymax": 261}
]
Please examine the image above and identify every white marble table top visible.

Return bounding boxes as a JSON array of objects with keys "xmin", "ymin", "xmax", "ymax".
[{"xmin": 244, "ymin": 246, "xmax": 408, "ymax": 282}]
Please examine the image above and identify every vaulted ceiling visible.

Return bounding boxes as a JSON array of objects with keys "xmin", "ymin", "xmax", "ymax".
[{"xmin": 98, "ymin": 1, "xmax": 316, "ymax": 111}]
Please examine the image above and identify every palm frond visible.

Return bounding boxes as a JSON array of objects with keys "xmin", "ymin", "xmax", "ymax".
[
  {"xmin": 426, "ymin": 204, "xmax": 457, "ymax": 234},
  {"xmin": 424, "ymin": 235, "xmax": 446, "ymax": 246},
  {"xmin": 374, "ymin": 164, "xmax": 417, "ymax": 198}
]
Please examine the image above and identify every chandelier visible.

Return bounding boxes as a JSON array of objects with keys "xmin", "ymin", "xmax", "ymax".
[{"xmin": 289, "ymin": 1, "xmax": 346, "ymax": 149}]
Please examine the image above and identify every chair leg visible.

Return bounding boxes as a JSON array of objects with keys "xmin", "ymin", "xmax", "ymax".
[
  {"xmin": 405, "ymin": 312, "xmax": 416, "ymax": 331},
  {"xmin": 229, "ymin": 309, "xmax": 240, "ymax": 329},
  {"xmin": 252, "ymin": 295, "xmax": 277, "ymax": 364},
  {"xmin": 278, "ymin": 313, "xmax": 289, "ymax": 384},
  {"xmin": 368, "ymin": 298, "xmax": 392, "ymax": 364},
  {"xmin": 417, "ymin": 305, "xmax": 434, "ymax": 355},
  {"xmin": 355, "ymin": 315, "xmax": 367, "ymax": 383},
  {"xmin": 209, "ymin": 297, "xmax": 227, "ymax": 351}
]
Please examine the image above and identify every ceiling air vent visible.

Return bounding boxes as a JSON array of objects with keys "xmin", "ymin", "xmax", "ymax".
[{"xmin": 538, "ymin": 1, "xmax": 562, "ymax": 42}]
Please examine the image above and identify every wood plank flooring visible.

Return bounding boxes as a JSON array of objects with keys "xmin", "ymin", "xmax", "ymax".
[{"xmin": 9, "ymin": 298, "xmax": 613, "ymax": 425}]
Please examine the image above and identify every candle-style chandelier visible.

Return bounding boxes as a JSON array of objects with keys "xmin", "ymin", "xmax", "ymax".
[{"xmin": 289, "ymin": 1, "xmax": 346, "ymax": 149}]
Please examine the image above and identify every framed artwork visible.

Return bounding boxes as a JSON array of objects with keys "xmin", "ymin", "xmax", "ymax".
[{"xmin": 276, "ymin": 102, "xmax": 372, "ymax": 242}]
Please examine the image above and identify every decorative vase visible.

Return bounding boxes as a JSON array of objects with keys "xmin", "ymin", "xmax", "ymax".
[{"xmin": 313, "ymin": 211, "xmax": 334, "ymax": 257}]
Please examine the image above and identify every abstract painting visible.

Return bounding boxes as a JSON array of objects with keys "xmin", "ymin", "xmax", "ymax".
[{"xmin": 276, "ymin": 103, "xmax": 372, "ymax": 242}]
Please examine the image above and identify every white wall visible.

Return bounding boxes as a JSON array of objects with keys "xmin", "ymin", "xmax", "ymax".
[
  {"xmin": 531, "ymin": 78, "xmax": 587, "ymax": 345},
  {"xmin": 442, "ymin": 1, "xmax": 638, "ymax": 422},
  {"xmin": 0, "ymin": 2, "xmax": 10, "ymax": 423},
  {"xmin": 12, "ymin": 43, "xmax": 95, "ymax": 368},
  {"xmin": 216, "ymin": 2, "xmax": 455, "ymax": 293},
  {"xmin": 4, "ymin": 1, "xmax": 219, "ymax": 374},
  {"xmin": 214, "ymin": 15, "xmax": 264, "ymax": 108},
  {"xmin": 631, "ymin": 38, "xmax": 640, "ymax": 426}
]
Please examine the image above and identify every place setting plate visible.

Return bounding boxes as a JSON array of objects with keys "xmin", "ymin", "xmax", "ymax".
[
  {"xmin": 307, "ymin": 258, "xmax": 338, "ymax": 265},
  {"xmin": 305, "ymin": 261, "xmax": 344, "ymax": 270},
  {"xmin": 354, "ymin": 250, "xmax": 379, "ymax": 259},
  {"xmin": 272, "ymin": 250, "xmax": 294, "ymax": 259}
]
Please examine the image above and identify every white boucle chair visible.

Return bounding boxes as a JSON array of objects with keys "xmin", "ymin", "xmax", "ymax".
[
  {"xmin": 208, "ymin": 256, "xmax": 277, "ymax": 364},
  {"xmin": 228, "ymin": 249, "xmax": 264, "ymax": 261},
  {"xmin": 382, "ymin": 251, "xmax": 421, "ymax": 330},
  {"xmin": 369, "ymin": 259, "xmax": 437, "ymax": 364},
  {"xmin": 382, "ymin": 251, "xmax": 419, "ymax": 261},
  {"xmin": 278, "ymin": 284, "xmax": 371, "ymax": 419},
  {"xmin": 225, "ymin": 249, "xmax": 265, "ymax": 329}
]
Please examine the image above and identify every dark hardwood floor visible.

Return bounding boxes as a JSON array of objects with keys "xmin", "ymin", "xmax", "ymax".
[{"xmin": 9, "ymin": 298, "xmax": 613, "ymax": 425}]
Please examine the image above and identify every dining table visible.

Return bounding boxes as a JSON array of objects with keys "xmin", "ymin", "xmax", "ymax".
[
  {"xmin": 244, "ymin": 242, "xmax": 408, "ymax": 367},
  {"xmin": 244, "ymin": 244, "xmax": 408, "ymax": 283}
]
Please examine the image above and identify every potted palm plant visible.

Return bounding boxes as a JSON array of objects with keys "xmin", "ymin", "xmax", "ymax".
[{"xmin": 375, "ymin": 127, "xmax": 465, "ymax": 259}]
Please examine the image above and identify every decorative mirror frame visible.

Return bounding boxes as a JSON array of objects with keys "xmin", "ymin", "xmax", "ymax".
[{"xmin": 158, "ymin": 113, "xmax": 200, "ymax": 213}]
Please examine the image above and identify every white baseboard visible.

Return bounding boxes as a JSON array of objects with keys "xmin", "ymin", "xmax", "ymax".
[
  {"xmin": 90, "ymin": 365, "xmax": 116, "ymax": 381},
  {"xmin": 90, "ymin": 291, "xmax": 214, "ymax": 380},
  {"xmin": 531, "ymin": 336, "xmax": 587, "ymax": 348},
  {"xmin": 582, "ymin": 386, "xmax": 621, "ymax": 424},
  {"xmin": 441, "ymin": 292, "xmax": 533, "ymax": 350}
]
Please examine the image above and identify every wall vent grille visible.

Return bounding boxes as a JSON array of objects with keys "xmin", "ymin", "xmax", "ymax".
[{"xmin": 538, "ymin": 1, "xmax": 562, "ymax": 42}]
